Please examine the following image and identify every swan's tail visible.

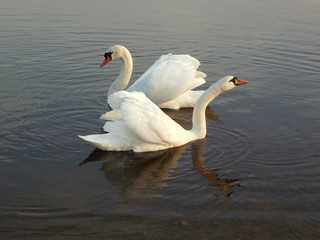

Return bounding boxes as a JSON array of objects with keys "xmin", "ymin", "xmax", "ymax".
[
  {"xmin": 196, "ymin": 71, "xmax": 207, "ymax": 79},
  {"xmin": 79, "ymin": 134, "xmax": 108, "ymax": 149},
  {"xmin": 78, "ymin": 134, "xmax": 131, "ymax": 151},
  {"xmin": 100, "ymin": 109, "xmax": 122, "ymax": 121}
]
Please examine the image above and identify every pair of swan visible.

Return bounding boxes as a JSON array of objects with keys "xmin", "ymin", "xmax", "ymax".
[
  {"xmin": 99, "ymin": 45, "xmax": 207, "ymax": 120},
  {"xmin": 79, "ymin": 71, "xmax": 248, "ymax": 152}
]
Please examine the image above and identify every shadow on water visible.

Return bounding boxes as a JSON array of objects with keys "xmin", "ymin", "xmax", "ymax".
[{"xmin": 79, "ymin": 107, "xmax": 240, "ymax": 199}]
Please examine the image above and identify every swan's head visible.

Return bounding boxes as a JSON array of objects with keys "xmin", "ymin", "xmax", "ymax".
[
  {"xmin": 218, "ymin": 76, "xmax": 248, "ymax": 91},
  {"xmin": 100, "ymin": 45, "xmax": 129, "ymax": 67}
]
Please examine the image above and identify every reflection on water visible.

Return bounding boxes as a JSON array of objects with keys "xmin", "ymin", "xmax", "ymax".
[
  {"xmin": 80, "ymin": 146, "xmax": 187, "ymax": 198},
  {"xmin": 191, "ymin": 141, "xmax": 240, "ymax": 199},
  {"xmin": 80, "ymin": 136, "xmax": 240, "ymax": 199}
]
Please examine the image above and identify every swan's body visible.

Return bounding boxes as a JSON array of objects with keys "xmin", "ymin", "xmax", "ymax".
[
  {"xmin": 99, "ymin": 45, "xmax": 206, "ymax": 120},
  {"xmin": 79, "ymin": 76, "xmax": 248, "ymax": 152}
]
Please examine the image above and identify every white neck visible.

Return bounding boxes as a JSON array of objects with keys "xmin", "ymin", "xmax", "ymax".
[
  {"xmin": 191, "ymin": 82, "xmax": 225, "ymax": 138},
  {"xmin": 107, "ymin": 48, "xmax": 133, "ymax": 96}
]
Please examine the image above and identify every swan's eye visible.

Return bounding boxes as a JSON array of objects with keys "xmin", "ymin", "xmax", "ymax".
[
  {"xmin": 229, "ymin": 77, "xmax": 238, "ymax": 83},
  {"xmin": 104, "ymin": 52, "xmax": 113, "ymax": 59}
]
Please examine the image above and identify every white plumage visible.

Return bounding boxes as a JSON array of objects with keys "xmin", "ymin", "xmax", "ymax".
[
  {"xmin": 99, "ymin": 45, "xmax": 206, "ymax": 120},
  {"xmin": 126, "ymin": 54, "xmax": 206, "ymax": 105},
  {"xmin": 79, "ymin": 76, "xmax": 248, "ymax": 152}
]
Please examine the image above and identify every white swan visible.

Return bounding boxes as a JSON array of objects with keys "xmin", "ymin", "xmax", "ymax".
[
  {"xmin": 99, "ymin": 45, "xmax": 206, "ymax": 120},
  {"xmin": 79, "ymin": 76, "xmax": 248, "ymax": 152}
]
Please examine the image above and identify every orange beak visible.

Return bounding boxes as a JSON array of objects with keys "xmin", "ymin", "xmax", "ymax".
[
  {"xmin": 234, "ymin": 79, "xmax": 248, "ymax": 85},
  {"xmin": 100, "ymin": 56, "xmax": 112, "ymax": 67}
]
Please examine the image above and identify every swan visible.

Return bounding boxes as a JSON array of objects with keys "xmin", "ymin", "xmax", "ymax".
[
  {"xmin": 99, "ymin": 45, "xmax": 207, "ymax": 119},
  {"xmin": 79, "ymin": 76, "xmax": 248, "ymax": 152}
]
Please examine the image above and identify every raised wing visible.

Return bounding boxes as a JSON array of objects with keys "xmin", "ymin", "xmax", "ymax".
[
  {"xmin": 103, "ymin": 91, "xmax": 186, "ymax": 147},
  {"xmin": 127, "ymin": 54, "xmax": 206, "ymax": 104}
]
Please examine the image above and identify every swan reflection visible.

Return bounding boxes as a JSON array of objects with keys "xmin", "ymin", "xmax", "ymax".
[
  {"xmin": 80, "ymin": 145, "xmax": 188, "ymax": 198},
  {"xmin": 80, "ymin": 107, "xmax": 239, "ymax": 198},
  {"xmin": 191, "ymin": 140, "xmax": 240, "ymax": 199}
]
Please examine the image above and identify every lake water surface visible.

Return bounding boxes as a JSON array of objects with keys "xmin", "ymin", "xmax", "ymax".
[{"xmin": 1, "ymin": 0, "xmax": 319, "ymax": 239}]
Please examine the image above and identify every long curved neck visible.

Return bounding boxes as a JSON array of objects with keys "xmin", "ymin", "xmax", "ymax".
[
  {"xmin": 107, "ymin": 48, "xmax": 133, "ymax": 96},
  {"xmin": 191, "ymin": 82, "xmax": 225, "ymax": 138}
]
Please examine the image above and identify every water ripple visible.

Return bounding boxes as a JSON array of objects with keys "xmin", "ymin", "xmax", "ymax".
[{"xmin": 205, "ymin": 125, "xmax": 252, "ymax": 169}]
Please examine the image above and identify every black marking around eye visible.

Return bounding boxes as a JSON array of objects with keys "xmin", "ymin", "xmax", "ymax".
[
  {"xmin": 104, "ymin": 52, "xmax": 113, "ymax": 58},
  {"xmin": 229, "ymin": 77, "xmax": 238, "ymax": 83}
]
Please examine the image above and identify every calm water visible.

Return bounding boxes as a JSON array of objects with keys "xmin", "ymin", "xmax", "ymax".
[{"xmin": 1, "ymin": 0, "xmax": 319, "ymax": 239}]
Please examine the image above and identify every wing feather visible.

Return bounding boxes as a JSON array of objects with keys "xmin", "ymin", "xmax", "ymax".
[
  {"xmin": 127, "ymin": 54, "xmax": 206, "ymax": 104},
  {"xmin": 104, "ymin": 91, "xmax": 185, "ymax": 146}
]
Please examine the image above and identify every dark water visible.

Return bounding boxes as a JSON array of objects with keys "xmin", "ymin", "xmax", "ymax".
[{"xmin": 1, "ymin": 0, "xmax": 319, "ymax": 239}]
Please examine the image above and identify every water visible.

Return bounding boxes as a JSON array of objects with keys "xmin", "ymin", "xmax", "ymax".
[{"xmin": 1, "ymin": 0, "xmax": 319, "ymax": 239}]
